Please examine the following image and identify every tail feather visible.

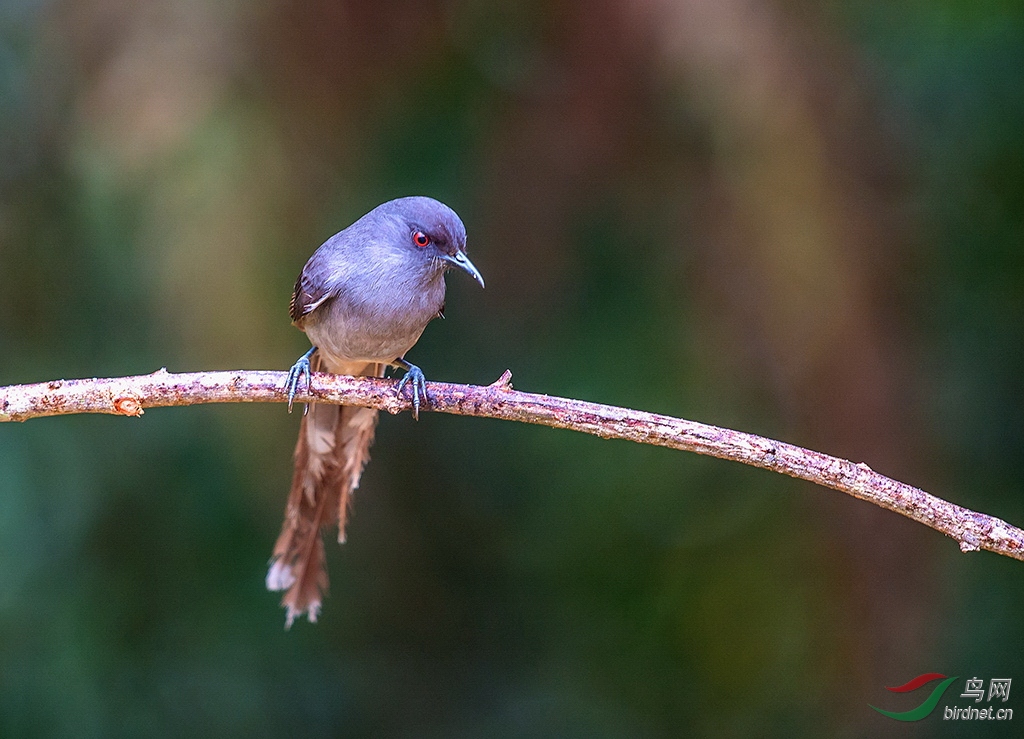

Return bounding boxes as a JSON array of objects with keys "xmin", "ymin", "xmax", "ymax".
[
  {"xmin": 335, "ymin": 402, "xmax": 380, "ymax": 542},
  {"xmin": 267, "ymin": 356, "xmax": 383, "ymax": 627}
]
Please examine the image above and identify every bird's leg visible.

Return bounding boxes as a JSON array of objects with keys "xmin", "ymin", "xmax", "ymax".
[
  {"xmin": 394, "ymin": 357, "xmax": 428, "ymax": 420},
  {"xmin": 286, "ymin": 346, "xmax": 317, "ymax": 413}
]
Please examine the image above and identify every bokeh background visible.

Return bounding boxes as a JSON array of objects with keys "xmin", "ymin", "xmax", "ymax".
[{"xmin": 1, "ymin": 0, "xmax": 1022, "ymax": 736}]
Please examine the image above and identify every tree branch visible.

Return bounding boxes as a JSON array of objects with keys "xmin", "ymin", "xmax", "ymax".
[{"xmin": 2, "ymin": 368, "xmax": 1021, "ymax": 561}]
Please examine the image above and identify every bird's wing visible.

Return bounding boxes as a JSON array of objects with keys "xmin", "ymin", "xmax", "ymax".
[{"xmin": 289, "ymin": 256, "xmax": 339, "ymax": 324}]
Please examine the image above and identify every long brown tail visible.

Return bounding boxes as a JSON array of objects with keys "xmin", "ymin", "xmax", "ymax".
[{"xmin": 266, "ymin": 354, "xmax": 383, "ymax": 627}]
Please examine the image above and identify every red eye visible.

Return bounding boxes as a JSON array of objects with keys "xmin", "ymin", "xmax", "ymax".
[{"xmin": 413, "ymin": 231, "xmax": 431, "ymax": 248}]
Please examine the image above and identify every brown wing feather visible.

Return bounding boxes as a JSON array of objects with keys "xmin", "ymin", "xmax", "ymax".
[
  {"xmin": 288, "ymin": 274, "xmax": 307, "ymax": 323},
  {"xmin": 289, "ymin": 271, "xmax": 335, "ymax": 324}
]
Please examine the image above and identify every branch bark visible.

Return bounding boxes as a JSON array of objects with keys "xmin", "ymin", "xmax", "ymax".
[{"xmin": 2, "ymin": 368, "xmax": 1021, "ymax": 561}]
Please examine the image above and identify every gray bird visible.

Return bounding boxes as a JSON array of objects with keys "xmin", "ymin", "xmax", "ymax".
[{"xmin": 267, "ymin": 196, "xmax": 484, "ymax": 627}]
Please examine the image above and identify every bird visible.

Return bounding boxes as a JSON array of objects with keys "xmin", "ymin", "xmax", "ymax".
[{"xmin": 266, "ymin": 196, "xmax": 484, "ymax": 627}]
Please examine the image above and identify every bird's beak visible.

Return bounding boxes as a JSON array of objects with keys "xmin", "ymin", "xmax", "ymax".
[{"xmin": 442, "ymin": 250, "xmax": 485, "ymax": 288}]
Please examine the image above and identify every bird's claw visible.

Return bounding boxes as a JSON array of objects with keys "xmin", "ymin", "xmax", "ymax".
[
  {"xmin": 286, "ymin": 347, "xmax": 316, "ymax": 413},
  {"xmin": 396, "ymin": 363, "xmax": 428, "ymax": 420}
]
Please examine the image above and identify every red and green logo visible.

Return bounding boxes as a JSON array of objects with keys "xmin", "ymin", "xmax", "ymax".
[{"xmin": 870, "ymin": 673, "xmax": 959, "ymax": 721}]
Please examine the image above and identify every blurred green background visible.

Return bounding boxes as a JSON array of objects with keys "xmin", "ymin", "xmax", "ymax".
[{"xmin": 1, "ymin": 0, "xmax": 1022, "ymax": 736}]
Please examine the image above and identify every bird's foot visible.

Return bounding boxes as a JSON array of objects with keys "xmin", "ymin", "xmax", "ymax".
[
  {"xmin": 395, "ymin": 359, "xmax": 428, "ymax": 420},
  {"xmin": 286, "ymin": 347, "xmax": 317, "ymax": 413}
]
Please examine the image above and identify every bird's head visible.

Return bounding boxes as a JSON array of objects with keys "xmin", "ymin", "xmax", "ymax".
[{"xmin": 380, "ymin": 196, "xmax": 485, "ymax": 288}]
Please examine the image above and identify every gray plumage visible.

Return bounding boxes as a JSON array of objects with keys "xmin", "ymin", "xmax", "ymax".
[{"xmin": 268, "ymin": 197, "xmax": 483, "ymax": 627}]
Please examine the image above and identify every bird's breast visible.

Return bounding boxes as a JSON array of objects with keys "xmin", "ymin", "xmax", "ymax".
[{"xmin": 303, "ymin": 278, "xmax": 445, "ymax": 365}]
